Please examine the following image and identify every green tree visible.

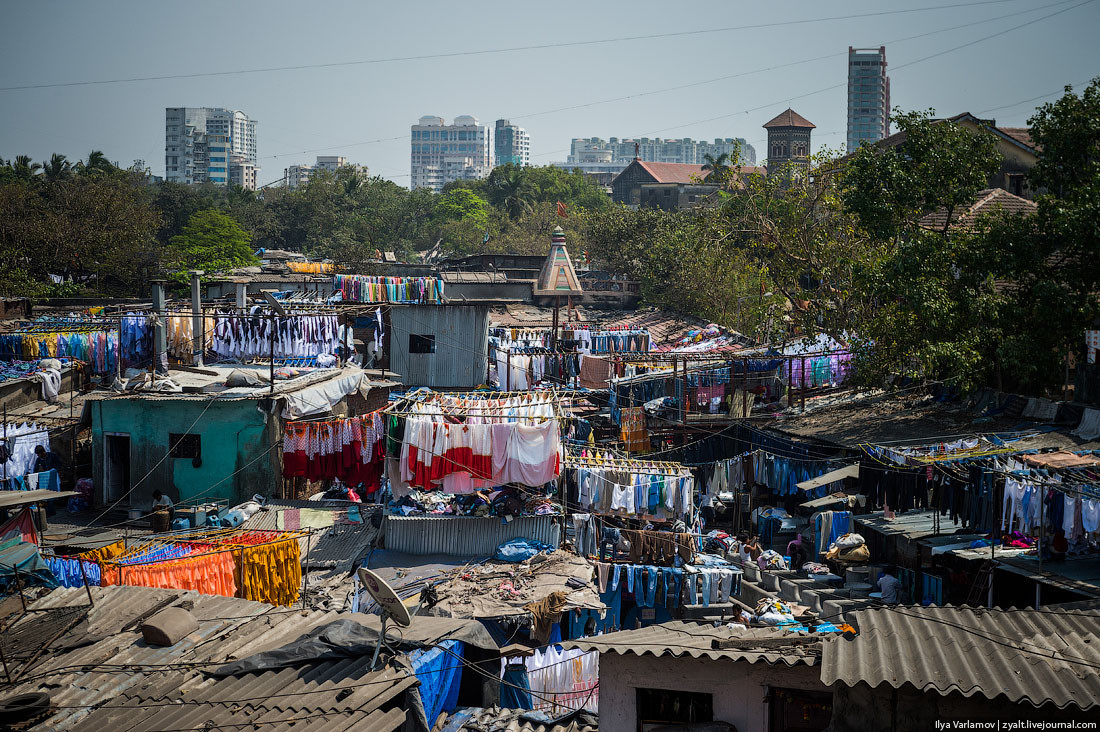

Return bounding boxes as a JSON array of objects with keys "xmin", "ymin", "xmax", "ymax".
[
  {"xmin": 42, "ymin": 153, "xmax": 72, "ymax": 182},
  {"xmin": 842, "ymin": 109, "xmax": 1001, "ymax": 241},
  {"xmin": 841, "ymin": 110, "xmax": 1015, "ymax": 388},
  {"xmin": 166, "ymin": 209, "xmax": 256, "ymax": 285},
  {"xmin": 485, "ymin": 164, "xmax": 536, "ymax": 219}
]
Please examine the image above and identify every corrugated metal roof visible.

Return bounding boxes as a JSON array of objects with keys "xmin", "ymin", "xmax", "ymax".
[
  {"xmin": 6, "ymin": 585, "xmax": 424, "ymax": 732},
  {"xmin": 821, "ymin": 606, "xmax": 1100, "ymax": 710},
  {"xmin": 562, "ymin": 621, "xmax": 822, "ymax": 666},
  {"xmin": 385, "ymin": 515, "xmax": 560, "ymax": 557}
]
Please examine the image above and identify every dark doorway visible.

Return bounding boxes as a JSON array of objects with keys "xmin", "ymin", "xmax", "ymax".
[
  {"xmin": 105, "ymin": 433, "xmax": 131, "ymax": 503},
  {"xmin": 769, "ymin": 687, "xmax": 832, "ymax": 732}
]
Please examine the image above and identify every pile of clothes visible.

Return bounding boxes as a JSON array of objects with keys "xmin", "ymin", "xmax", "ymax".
[{"xmin": 388, "ymin": 486, "xmax": 560, "ymax": 518}]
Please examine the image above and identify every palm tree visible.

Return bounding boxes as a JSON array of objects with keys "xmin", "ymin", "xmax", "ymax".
[
  {"xmin": 702, "ymin": 152, "xmax": 732, "ymax": 186},
  {"xmin": 12, "ymin": 155, "xmax": 42, "ymax": 181},
  {"xmin": 42, "ymin": 153, "xmax": 72, "ymax": 182},
  {"xmin": 76, "ymin": 150, "xmax": 115, "ymax": 177},
  {"xmin": 490, "ymin": 166, "xmax": 535, "ymax": 219}
]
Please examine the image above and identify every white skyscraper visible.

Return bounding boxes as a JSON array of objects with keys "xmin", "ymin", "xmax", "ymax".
[
  {"xmin": 165, "ymin": 107, "xmax": 258, "ymax": 186},
  {"xmin": 410, "ymin": 115, "xmax": 492, "ymax": 192}
]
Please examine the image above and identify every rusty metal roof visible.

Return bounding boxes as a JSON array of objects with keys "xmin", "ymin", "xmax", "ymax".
[
  {"xmin": 563, "ymin": 621, "xmax": 822, "ymax": 666},
  {"xmin": 6, "ymin": 585, "xmax": 423, "ymax": 731},
  {"xmin": 821, "ymin": 606, "xmax": 1100, "ymax": 710}
]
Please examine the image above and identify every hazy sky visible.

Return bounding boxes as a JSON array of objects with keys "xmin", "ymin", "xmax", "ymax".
[{"xmin": 2, "ymin": 0, "xmax": 1097, "ymax": 185}]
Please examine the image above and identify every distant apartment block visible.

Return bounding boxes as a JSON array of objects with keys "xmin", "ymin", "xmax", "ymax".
[
  {"xmin": 165, "ymin": 107, "xmax": 258, "ymax": 185},
  {"xmin": 847, "ymin": 46, "xmax": 890, "ymax": 151},
  {"xmin": 229, "ymin": 155, "xmax": 258, "ymax": 190},
  {"xmin": 566, "ymin": 136, "xmax": 756, "ymax": 168},
  {"xmin": 494, "ymin": 119, "xmax": 530, "ymax": 167},
  {"xmin": 283, "ymin": 156, "xmax": 369, "ymax": 190},
  {"xmin": 410, "ymin": 115, "xmax": 492, "ymax": 192}
]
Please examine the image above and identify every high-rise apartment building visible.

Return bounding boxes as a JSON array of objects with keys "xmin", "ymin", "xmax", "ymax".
[
  {"xmin": 494, "ymin": 119, "xmax": 530, "ymax": 167},
  {"xmin": 283, "ymin": 156, "xmax": 369, "ymax": 190},
  {"xmin": 566, "ymin": 136, "xmax": 756, "ymax": 167},
  {"xmin": 410, "ymin": 115, "xmax": 492, "ymax": 192},
  {"xmin": 229, "ymin": 154, "xmax": 258, "ymax": 190},
  {"xmin": 165, "ymin": 107, "xmax": 258, "ymax": 185},
  {"xmin": 847, "ymin": 46, "xmax": 890, "ymax": 151}
]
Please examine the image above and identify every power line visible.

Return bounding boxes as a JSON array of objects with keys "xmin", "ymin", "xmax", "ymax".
[
  {"xmin": 258, "ymin": 0, "xmax": 1079, "ymax": 165},
  {"xmin": 0, "ymin": 0, "xmax": 1037, "ymax": 93}
]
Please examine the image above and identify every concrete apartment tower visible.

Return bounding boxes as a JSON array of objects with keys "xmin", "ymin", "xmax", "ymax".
[
  {"xmin": 410, "ymin": 115, "xmax": 492, "ymax": 192},
  {"xmin": 165, "ymin": 107, "xmax": 259, "ymax": 188}
]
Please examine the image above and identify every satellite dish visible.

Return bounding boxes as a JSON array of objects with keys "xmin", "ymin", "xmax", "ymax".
[{"xmin": 357, "ymin": 567, "xmax": 412, "ymax": 627}]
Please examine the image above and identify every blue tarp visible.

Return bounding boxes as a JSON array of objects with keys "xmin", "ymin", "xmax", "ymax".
[
  {"xmin": 409, "ymin": 639, "xmax": 464, "ymax": 723},
  {"xmin": 0, "ymin": 541, "xmax": 58, "ymax": 592}
]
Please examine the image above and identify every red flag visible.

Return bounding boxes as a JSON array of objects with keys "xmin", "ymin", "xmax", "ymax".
[{"xmin": 556, "ymin": 201, "xmax": 568, "ymax": 218}]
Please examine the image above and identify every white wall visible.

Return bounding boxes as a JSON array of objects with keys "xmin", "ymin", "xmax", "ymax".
[{"xmin": 598, "ymin": 652, "xmax": 827, "ymax": 732}]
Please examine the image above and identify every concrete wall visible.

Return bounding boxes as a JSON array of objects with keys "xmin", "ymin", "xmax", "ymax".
[
  {"xmin": 598, "ymin": 651, "xmax": 828, "ymax": 732},
  {"xmin": 827, "ymin": 682, "xmax": 1089, "ymax": 731},
  {"xmin": 0, "ymin": 367, "xmax": 77, "ymax": 413},
  {"xmin": 89, "ymin": 397, "xmax": 280, "ymax": 508},
  {"xmin": 389, "ymin": 304, "xmax": 489, "ymax": 389}
]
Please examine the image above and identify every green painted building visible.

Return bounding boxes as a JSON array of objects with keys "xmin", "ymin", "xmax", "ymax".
[{"xmin": 88, "ymin": 366, "xmax": 383, "ymax": 509}]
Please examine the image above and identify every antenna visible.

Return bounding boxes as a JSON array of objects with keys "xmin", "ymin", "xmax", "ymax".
[{"xmin": 357, "ymin": 567, "xmax": 413, "ymax": 670}]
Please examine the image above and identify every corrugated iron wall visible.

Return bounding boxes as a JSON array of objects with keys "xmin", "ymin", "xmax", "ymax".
[
  {"xmin": 384, "ymin": 515, "xmax": 561, "ymax": 556},
  {"xmin": 389, "ymin": 304, "xmax": 489, "ymax": 388}
]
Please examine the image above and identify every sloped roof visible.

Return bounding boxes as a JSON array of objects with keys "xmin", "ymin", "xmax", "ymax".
[
  {"xmin": 763, "ymin": 108, "xmax": 816, "ymax": 129},
  {"xmin": 1000, "ymin": 126, "xmax": 1035, "ymax": 149},
  {"xmin": 7, "ymin": 586, "xmax": 431, "ymax": 732},
  {"xmin": 633, "ymin": 160, "xmax": 708, "ymax": 183},
  {"xmin": 564, "ymin": 621, "xmax": 822, "ymax": 666},
  {"xmin": 919, "ymin": 187, "xmax": 1038, "ymax": 231},
  {"xmin": 821, "ymin": 606, "xmax": 1100, "ymax": 709}
]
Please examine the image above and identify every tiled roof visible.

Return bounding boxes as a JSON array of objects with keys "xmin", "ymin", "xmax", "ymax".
[
  {"xmin": 763, "ymin": 108, "xmax": 816, "ymax": 129},
  {"xmin": 919, "ymin": 187, "xmax": 1038, "ymax": 231},
  {"xmin": 10, "ymin": 585, "xmax": 424, "ymax": 731},
  {"xmin": 1000, "ymin": 126, "xmax": 1035, "ymax": 149},
  {"xmin": 563, "ymin": 621, "xmax": 822, "ymax": 666},
  {"xmin": 821, "ymin": 606, "xmax": 1100, "ymax": 709},
  {"xmin": 634, "ymin": 160, "xmax": 708, "ymax": 184}
]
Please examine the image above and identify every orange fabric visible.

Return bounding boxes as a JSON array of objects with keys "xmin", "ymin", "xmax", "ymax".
[{"xmin": 101, "ymin": 550, "xmax": 237, "ymax": 598}]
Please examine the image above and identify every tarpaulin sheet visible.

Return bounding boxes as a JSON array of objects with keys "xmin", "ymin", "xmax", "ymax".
[
  {"xmin": 0, "ymin": 541, "xmax": 58, "ymax": 591},
  {"xmin": 280, "ymin": 370, "xmax": 367, "ymax": 419},
  {"xmin": 409, "ymin": 639, "xmax": 464, "ymax": 724},
  {"xmin": 0, "ymin": 508, "xmax": 38, "ymax": 545}
]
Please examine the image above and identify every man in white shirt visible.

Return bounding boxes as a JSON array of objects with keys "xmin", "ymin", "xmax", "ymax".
[{"xmin": 878, "ymin": 568, "xmax": 901, "ymax": 604}]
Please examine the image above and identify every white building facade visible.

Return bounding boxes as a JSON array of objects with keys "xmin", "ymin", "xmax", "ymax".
[
  {"xmin": 165, "ymin": 107, "xmax": 258, "ymax": 185},
  {"xmin": 283, "ymin": 156, "xmax": 369, "ymax": 190},
  {"xmin": 410, "ymin": 115, "xmax": 492, "ymax": 192},
  {"xmin": 565, "ymin": 136, "xmax": 756, "ymax": 167}
]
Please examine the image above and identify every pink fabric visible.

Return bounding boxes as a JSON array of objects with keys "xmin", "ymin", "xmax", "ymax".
[{"xmin": 494, "ymin": 421, "xmax": 560, "ymax": 486}]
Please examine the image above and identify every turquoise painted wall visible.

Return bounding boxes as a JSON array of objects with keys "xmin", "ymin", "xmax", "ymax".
[{"xmin": 90, "ymin": 397, "xmax": 280, "ymax": 508}]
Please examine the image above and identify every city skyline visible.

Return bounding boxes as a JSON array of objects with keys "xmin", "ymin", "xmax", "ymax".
[{"xmin": 2, "ymin": 0, "xmax": 1097, "ymax": 186}]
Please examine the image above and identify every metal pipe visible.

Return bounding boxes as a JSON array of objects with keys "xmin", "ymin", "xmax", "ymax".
[{"xmin": 190, "ymin": 270, "xmax": 204, "ymax": 367}]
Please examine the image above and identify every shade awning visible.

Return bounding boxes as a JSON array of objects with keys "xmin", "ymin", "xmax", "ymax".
[
  {"xmin": 0, "ymin": 490, "xmax": 79, "ymax": 508},
  {"xmin": 796, "ymin": 464, "xmax": 859, "ymax": 492}
]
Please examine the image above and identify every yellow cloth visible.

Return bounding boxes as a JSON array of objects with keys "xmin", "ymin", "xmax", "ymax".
[
  {"xmin": 287, "ymin": 261, "xmax": 334, "ymax": 274},
  {"xmin": 80, "ymin": 540, "xmax": 127, "ymax": 563},
  {"xmin": 235, "ymin": 537, "xmax": 302, "ymax": 606}
]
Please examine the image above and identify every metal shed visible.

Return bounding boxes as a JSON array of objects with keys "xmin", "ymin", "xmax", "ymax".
[{"xmin": 389, "ymin": 304, "xmax": 489, "ymax": 388}]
